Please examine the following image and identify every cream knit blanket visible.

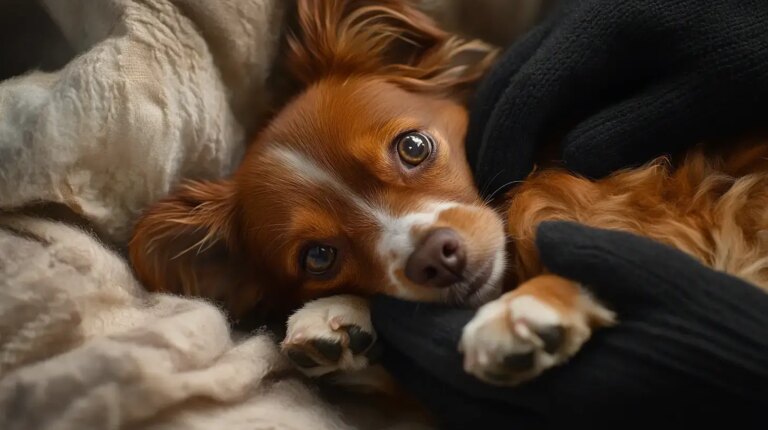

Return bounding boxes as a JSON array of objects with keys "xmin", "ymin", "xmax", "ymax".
[
  {"xmin": 0, "ymin": 1, "xmax": 428, "ymax": 428},
  {"xmin": 0, "ymin": 216, "xmax": 419, "ymax": 429}
]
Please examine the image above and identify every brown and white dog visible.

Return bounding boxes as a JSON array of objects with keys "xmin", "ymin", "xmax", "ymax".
[{"xmin": 129, "ymin": 0, "xmax": 768, "ymax": 387}]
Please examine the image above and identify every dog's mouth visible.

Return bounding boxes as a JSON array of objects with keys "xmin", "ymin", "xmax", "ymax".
[{"xmin": 445, "ymin": 249, "xmax": 505, "ymax": 307}]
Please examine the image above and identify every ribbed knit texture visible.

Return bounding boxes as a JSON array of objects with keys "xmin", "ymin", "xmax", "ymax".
[
  {"xmin": 371, "ymin": 222, "xmax": 768, "ymax": 428},
  {"xmin": 465, "ymin": 0, "xmax": 768, "ymax": 197}
]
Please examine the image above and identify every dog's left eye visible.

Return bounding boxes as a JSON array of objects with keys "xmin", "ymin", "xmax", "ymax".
[
  {"xmin": 303, "ymin": 244, "xmax": 337, "ymax": 275},
  {"xmin": 396, "ymin": 131, "xmax": 432, "ymax": 166}
]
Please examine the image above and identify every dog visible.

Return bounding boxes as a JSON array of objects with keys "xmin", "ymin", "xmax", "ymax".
[{"xmin": 129, "ymin": 0, "xmax": 768, "ymax": 388}]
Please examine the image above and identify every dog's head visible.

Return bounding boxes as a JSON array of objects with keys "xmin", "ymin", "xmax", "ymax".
[{"xmin": 129, "ymin": 0, "xmax": 505, "ymax": 317}]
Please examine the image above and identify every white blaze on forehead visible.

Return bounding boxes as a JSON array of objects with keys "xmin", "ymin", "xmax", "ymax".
[
  {"xmin": 267, "ymin": 146, "xmax": 380, "ymax": 217},
  {"xmin": 266, "ymin": 145, "xmax": 463, "ymax": 297},
  {"xmin": 267, "ymin": 145, "xmax": 445, "ymax": 225}
]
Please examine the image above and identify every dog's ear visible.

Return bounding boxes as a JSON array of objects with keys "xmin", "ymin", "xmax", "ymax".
[
  {"xmin": 287, "ymin": 0, "xmax": 499, "ymax": 98},
  {"xmin": 128, "ymin": 180, "xmax": 261, "ymax": 317}
]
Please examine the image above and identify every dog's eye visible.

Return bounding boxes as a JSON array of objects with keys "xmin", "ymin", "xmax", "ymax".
[
  {"xmin": 303, "ymin": 244, "xmax": 337, "ymax": 275},
  {"xmin": 396, "ymin": 132, "xmax": 432, "ymax": 166}
]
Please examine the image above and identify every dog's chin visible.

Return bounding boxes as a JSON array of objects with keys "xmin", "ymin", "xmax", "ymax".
[{"xmin": 445, "ymin": 248, "xmax": 506, "ymax": 308}]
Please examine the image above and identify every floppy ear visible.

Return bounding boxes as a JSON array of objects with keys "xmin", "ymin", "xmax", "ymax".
[
  {"xmin": 128, "ymin": 180, "xmax": 261, "ymax": 317},
  {"xmin": 287, "ymin": 0, "xmax": 499, "ymax": 98}
]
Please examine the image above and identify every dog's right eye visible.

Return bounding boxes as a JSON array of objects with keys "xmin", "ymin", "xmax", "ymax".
[
  {"xmin": 302, "ymin": 244, "xmax": 338, "ymax": 276},
  {"xmin": 396, "ymin": 131, "xmax": 433, "ymax": 167}
]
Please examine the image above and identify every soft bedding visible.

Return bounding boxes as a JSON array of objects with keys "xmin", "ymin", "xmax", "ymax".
[{"xmin": 0, "ymin": 0, "xmax": 423, "ymax": 428}]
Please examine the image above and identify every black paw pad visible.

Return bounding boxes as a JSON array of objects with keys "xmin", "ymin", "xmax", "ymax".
[
  {"xmin": 537, "ymin": 325, "xmax": 564, "ymax": 354},
  {"xmin": 287, "ymin": 350, "xmax": 320, "ymax": 368},
  {"xmin": 343, "ymin": 325, "xmax": 374, "ymax": 354},
  {"xmin": 502, "ymin": 351, "xmax": 535, "ymax": 371},
  {"xmin": 312, "ymin": 339, "xmax": 342, "ymax": 362}
]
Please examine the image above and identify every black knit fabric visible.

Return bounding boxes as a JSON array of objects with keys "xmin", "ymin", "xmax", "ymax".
[
  {"xmin": 465, "ymin": 0, "xmax": 768, "ymax": 196},
  {"xmin": 369, "ymin": 2, "xmax": 768, "ymax": 426},
  {"xmin": 371, "ymin": 222, "xmax": 768, "ymax": 428}
]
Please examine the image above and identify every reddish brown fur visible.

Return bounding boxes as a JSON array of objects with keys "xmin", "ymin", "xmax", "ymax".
[
  {"xmin": 507, "ymin": 142, "xmax": 768, "ymax": 292},
  {"xmin": 129, "ymin": 0, "xmax": 500, "ymax": 318},
  {"xmin": 287, "ymin": 0, "xmax": 497, "ymax": 97},
  {"xmin": 129, "ymin": 0, "xmax": 768, "ymax": 331}
]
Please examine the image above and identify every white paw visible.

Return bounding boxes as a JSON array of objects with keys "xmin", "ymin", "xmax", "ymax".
[
  {"xmin": 459, "ymin": 294, "xmax": 593, "ymax": 386},
  {"xmin": 281, "ymin": 295, "xmax": 379, "ymax": 377}
]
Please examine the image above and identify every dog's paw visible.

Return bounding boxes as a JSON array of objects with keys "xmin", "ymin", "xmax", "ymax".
[
  {"xmin": 459, "ymin": 279, "xmax": 613, "ymax": 386},
  {"xmin": 281, "ymin": 295, "xmax": 379, "ymax": 377}
]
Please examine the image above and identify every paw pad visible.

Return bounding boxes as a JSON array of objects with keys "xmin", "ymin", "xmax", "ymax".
[
  {"xmin": 343, "ymin": 325, "xmax": 374, "ymax": 354},
  {"xmin": 283, "ymin": 323, "xmax": 377, "ymax": 376},
  {"xmin": 287, "ymin": 350, "xmax": 320, "ymax": 368}
]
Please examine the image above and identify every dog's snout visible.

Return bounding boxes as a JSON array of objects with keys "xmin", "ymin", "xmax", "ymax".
[{"xmin": 405, "ymin": 228, "xmax": 466, "ymax": 288}]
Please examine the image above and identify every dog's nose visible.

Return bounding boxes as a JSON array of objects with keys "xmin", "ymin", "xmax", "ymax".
[{"xmin": 405, "ymin": 228, "xmax": 466, "ymax": 288}]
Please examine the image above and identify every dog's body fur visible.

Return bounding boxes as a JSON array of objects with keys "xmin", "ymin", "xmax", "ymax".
[
  {"xmin": 129, "ymin": 0, "xmax": 768, "ymax": 391},
  {"xmin": 459, "ymin": 141, "xmax": 768, "ymax": 383}
]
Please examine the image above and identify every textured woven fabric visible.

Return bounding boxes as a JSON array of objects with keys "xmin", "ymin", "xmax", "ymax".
[{"xmin": 0, "ymin": 0, "xmax": 286, "ymax": 242}]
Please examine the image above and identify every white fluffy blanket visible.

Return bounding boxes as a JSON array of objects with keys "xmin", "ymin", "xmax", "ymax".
[
  {"xmin": 1, "ymin": 216, "xmax": 316, "ymax": 429},
  {"xmin": 0, "ymin": 0, "xmax": 427, "ymax": 428},
  {"xmin": 0, "ymin": 215, "xmax": 419, "ymax": 430}
]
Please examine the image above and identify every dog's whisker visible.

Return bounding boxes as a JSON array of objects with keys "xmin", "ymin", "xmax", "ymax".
[
  {"xmin": 485, "ymin": 179, "xmax": 525, "ymax": 204},
  {"xmin": 479, "ymin": 170, "xmax": 505, "ymax": 199}
]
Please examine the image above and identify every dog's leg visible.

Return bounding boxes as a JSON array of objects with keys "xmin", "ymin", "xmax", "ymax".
[
  {"xmin": 459, "ymin": 274, "xmax": 615, "ymax": 386},
  {"xmin": 281, "ymin": 295, "xmax": 385, "ymax": 384}
]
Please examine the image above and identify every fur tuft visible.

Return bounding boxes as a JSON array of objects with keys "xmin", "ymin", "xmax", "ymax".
[{"xmin": 287, "ymin": 0, "xmax": 498, "ymax": 97}]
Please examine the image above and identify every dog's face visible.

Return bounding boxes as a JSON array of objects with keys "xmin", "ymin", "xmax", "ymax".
[
  {"xmin": 129, "ymin": 0, "xmax": 503, "ymax": 317},
  {"xmin": 236, "ymin": 77, "xmax": 506, "ymax": 305}
]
